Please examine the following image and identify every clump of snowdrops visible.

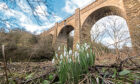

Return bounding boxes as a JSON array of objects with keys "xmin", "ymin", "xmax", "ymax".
[{"xmin": 52, "ymin": 43, "xmax": 95, "ymax": 84}]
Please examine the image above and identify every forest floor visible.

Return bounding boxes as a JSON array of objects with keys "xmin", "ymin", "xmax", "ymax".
[
  {"xmin": 0, "ymin": 54, "xmax": 140, "ymax": 83},
  {"xmin": 0, "ymin": 61, "xmax": 55, "ymax": 83}
]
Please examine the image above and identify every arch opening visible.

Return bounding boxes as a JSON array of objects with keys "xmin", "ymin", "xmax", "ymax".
[
  {"xmin": 81, "ymin": 6, "xmax": 133, "ymax": 64},
  {"xmin": 81, "ymin": 6, "xmax": 125, "ymax": 43},
  {"xmin": 90, "ymin": 15, "xmax": 131, "ymax": 49},
  {"xmin": 57, "ymin": 25, "xmax": 75, "ymax": 50}
]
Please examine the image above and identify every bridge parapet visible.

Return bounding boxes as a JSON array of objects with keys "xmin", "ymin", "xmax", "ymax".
[
  {"xmin": 44, "ymin": 26, "xmax": 55, "ymax": 35},
  {"xmin": 66, "ymin": 15, "xmax": 75, "ymax": 23},
  {"xmin": 81, "ymin": 0, "xmax": 107, "ymax": 14},
  {"xmin": 58, "ymin": 21, "xmax": 65, "ymax": 27}
]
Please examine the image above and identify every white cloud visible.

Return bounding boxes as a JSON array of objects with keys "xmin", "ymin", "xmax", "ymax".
[
  {"xmin": 71, "ymin": 0, "xmax": 94, "ymax": 9},
  {"xmin": 54, "ymin": 16, "xmax": 63, "ymax": 22},
  {"xmin": 34, "ymin": 5, "xmax": 49, "ymax": 21},
  {"xmin": 63, "ymin": 0, "xmax": 77, "ymax": 14},
  {"xmin": 21, "ymin": 24, "xmax": 47, "ymax": 33},
  {"xmin": 0, "ymin": 2, "xmax": 8, "ymax": 10},
  {"xmin": 5, "ymin": 22, "xmax": 10, "ymax": 28},
  {"xmin": 0, "ymin": 2, "xmax": 27, "ymax": 19},
  {"xmin": 63, "ymin": 0, "xmax": 95, "ymax": 14},
  {"xmin": 0, "ymin": 2, "xmax": 63, "ymax": 34},
  {"xmin": 16, "ymin": 0, "xmax": 31, "ymax": 13},
  {"xmin": 20, "ymin": 15, "xmax": 62, "ymax": 34},
  {"xmin": 0, "ymin": 2, "xmax": 15, "ymax": 16}
]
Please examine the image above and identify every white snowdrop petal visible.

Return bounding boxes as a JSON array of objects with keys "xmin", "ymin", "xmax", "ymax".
[
  {"xmin": 64, "ymin": 51, "xmax": 67, "ymax": 57},
  {"xmin": 60, "ymin": 60, "xmax": 62, "ymax": 64},
  {"xmin": 66, "ymin": 55, "xmax": 69, "ymax": 58},
  {"xmin": 69, "ymin": 50, "xmax": 72, "ymax": 55},
  {"xmin": 56, "ymin": 53, "xmax": 58, "ymax": 58},
  {"xmin": 76, "ymin": 44, "xmax": 80, "ymax": 49},
  {"xmin": 68, "ymin": 58, "xmax": 72, "ymax": 63},
  {"xmin": 52, "ymin": 59, "xmax": 55, "ymax": 64},
  {"xmin": 84, "ymin": 43, "xmax": 87, "ymax": 47},
  {"xmin": 78, "ymin": 56, "xmax": 80, "ymax": 63},
  {"xmin": 87, "ymin": 53, "xmax": 89, "ymax": 58},
  {"xmin": 60, "ymin": 54, "xmax": 63, "ymax": 59},
  {"xmin": 58, "ymin": 46, "xmax": 61, "ymax": 51}
]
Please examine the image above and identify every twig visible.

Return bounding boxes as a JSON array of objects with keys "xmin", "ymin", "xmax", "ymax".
[
  {"xmin": 92, "ymin": 73, "xmax": 114, "ymax": 84},
  {"xmin": 78, "ymin": 74, "xmax": 89, "ymax": 84},
  {"xmin": 92, "ymin": 54, "xmax": 140, "ymax": 72},
  {"xmin": 119, "ymin": 54, "xmax": 140, "ymax": 70},
  {"xmin": 2, "ymin": 45, "xmax": 9, "ymax": 84}
]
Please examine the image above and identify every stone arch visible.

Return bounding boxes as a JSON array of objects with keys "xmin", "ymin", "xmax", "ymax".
[
  {"xmin": 81, "ymin": 6, "xmax": 128, "ymax": 44},
  {"xmin": 56, "ymin": 25, "xmax": 75, "ymax": 50}
]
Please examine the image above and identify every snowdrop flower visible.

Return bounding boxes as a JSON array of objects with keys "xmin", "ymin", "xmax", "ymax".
[
  {"xmin": 58, "ymin": 46, "xmax": 61, "ymax": 51},
  {"xmin": 96, "ymin": 77, "xmax": 99, "ymax": 84},
  {"xmin": 83, "ymin": 43, "xmax": 90, "ymax": 50},
  {"xmin": 87, "ymin": 53, "xmax": 89, "ymax": 58},
  {"xmin": 76, "ymin": 44, "xmax": 80, "ymax": 49},
  {"xmin": 55, "ymin": 53, "xmax": 58, "ymax": 59},
  {"xmin": 85, "ymin": 45, "xmax": 90, "ymax": 50},
  {"xmin": 66, "ymin": 55, "xmax": 69, "ymax": 58},
  {"xmin": 68, "ymin": 58, "xmax": 72, "ymax": 63},
  {"xmin": 60, "ymin": 54, "xmax": 63, "ymax": 59},
  {"xmin": 87, "ymin": 44, "xmax": 90, "ymax": 48},
  {"xmin": 78, "ymin": 56, "xmax": 80, "ymax": 63},
  {"xmin": 52, "ymin": 59, "xmax": 55, "ymax": 64},
  {"xmin": 85, "ymin": 47, "xmax": 88, "ymax": 50},
  {"xmin": 69, "ymin": 50, "xmax": 72, "ymax": 55},
  {"xmin": 74, "ymin": 51, "xmax": 79, "ymax": 58},
  {"xmin": 64, "ymin": 51, "xmax": 67, "ymax": 57},
  {"xmin": 75, "ymin": 55, "xmax": 78, "ymax": 59},
  {"xmin": 84, "ymin": 43, "xmax": 87, "ymax": 47},
  {"xmin": 64, "ymin": 46, "xmax": 67, "ymax": 51},
  {"xmin": 60, "ymin": 60, "xmax": 62, "ymax": 64},
  {"xmin": 81, "ymin": 46, "xmax": 84, "ymax": 51}
]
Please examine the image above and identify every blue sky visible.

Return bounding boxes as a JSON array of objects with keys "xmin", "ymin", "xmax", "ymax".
[{"xmin": 0, "ymin": 0, "xmax": 94, "ymax": 33}]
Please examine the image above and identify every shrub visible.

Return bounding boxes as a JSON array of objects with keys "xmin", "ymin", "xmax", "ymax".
[
  {"xmin": 0, "ymin": 28, "xmax": 38, "ymax": 61},
  {"xmin": 52, "ymin": 43, "xmax": 95, "ymax": 84},
  {"xmin": 32, "ymin": 34, "xmax": 54, "ymax": 60},
  {"xmin": 0, "ymin": 28, "xmax": 54, "ymax": 61}
]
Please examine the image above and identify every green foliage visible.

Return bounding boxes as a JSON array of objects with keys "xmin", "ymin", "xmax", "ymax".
[
  {"xmin": 8, "ymin": 79, "xmax": 16, "ymax": 84},
  {"xmin": 119, "ymin": 69, "xmax": 131, "ymax": 76},
  {"xmin": 25, "ymin": 73, "xmax": 34, "ymax": 80},
  {"xmin": 99, "ymin": 68, "xmax": 140, "ymax": 84},
  {"xmin": 48, "ymin": 74, "xmax": 54, "ymax": 81},
  {"xmin": 42, "ymin": 80, "xmax": 50, "ymax": 84},
  {"xmin": 112, "ymin": 68, "xmax": 117, "ymax": 78},
  {"xmin": 53, "ymin": 43, "xmax": 95, "ymax": 84}
]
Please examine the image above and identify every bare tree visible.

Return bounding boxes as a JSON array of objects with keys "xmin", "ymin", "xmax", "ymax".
[
  {"xmin": 90, "ymin": 16, "xmax": 132, "ymax": 64},
  {"xmin": 104, "ymin": 17, "xmax": 130, "ymax": 49},
  {"xmin": 91, "ymin": 23, "xmax": 106, "ymax": 43}
]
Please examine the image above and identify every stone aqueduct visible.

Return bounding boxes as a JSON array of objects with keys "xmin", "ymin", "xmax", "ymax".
[{"xmin": 41, "ymin": 0, "xmax": 140, "ymax": 50}]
